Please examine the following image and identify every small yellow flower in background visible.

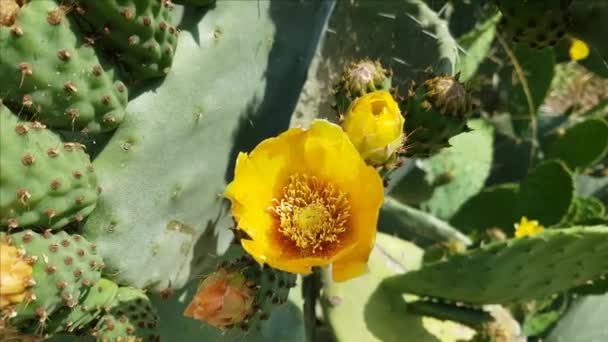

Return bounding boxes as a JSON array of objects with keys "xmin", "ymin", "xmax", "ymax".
[
  {"xmin": 225, "ymin": 120, "xmax": 384, "ymax": 282},
  {"xmin": 341, "ymin": 90, "xmax": 405, "ymax": 166},
  {"xmin": 514, "ymin": 217, "xmax": 545, "ymax": 238},
  {"xmin": 184, "ymin": 268, "xmax": 254, "ymax": 329},
  {"xmin": 569, "ymin": 38, "xmax": 590, "ymax": 61},
  {"xmin": 1, "ymin": 237, "xmax": 33, "ymax": 308}
]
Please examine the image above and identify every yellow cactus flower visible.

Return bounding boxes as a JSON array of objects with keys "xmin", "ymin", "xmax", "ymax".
[
  {"xmin": 224, "ymin": 120, "xmax": 384, "ymax": 282},
  {"xmin": 1, "ymin": 237, "xmax": 33, "ymax": 308},
  {"xmin": 514, "ymin": 217, "xmax": 545, "ymax": 238},
  {"xmin": 342, "ymin": 90, "xmax": 405, "ymax": 165},
  {"xmin": 569, "ymin": 39, "xmax": 590, "ymax": 61}
]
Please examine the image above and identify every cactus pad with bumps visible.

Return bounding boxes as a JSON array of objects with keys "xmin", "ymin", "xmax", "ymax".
[
  {"xmin": 497, "ymin": 0, "xmax": 572, "ymax": 49},
  {"xmin": 0, "ymin": 1, "xmax": 128, "ymax": 133},
  {"xmin": 0, "ymin": 106, "xmax": 99, "ymax": 230},
  {"xmin": 404, "ymin": 75, "xmax": 473, "ymax": 158},
  {"xmin": 92, "ymin": 287, "xmax": 160, "ymax": 342},
  {"xmin": 382, "ymin": 226, "xmax": 608, "ymax": 305},
  {"xmin": 7, "ymin": 230, "xmax": 103, "ymax": 326},
  {"xmin": 73, "ymin": 0, "xmax": 179, "ymax": 81},
  {"xmin": 47, "ymin": 278, "xmax": 118, "ymax": 334}
]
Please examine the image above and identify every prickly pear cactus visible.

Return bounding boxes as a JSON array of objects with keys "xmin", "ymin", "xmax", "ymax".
[
  {"xmin": 0, "ymin": 104, "xmax": 99, "ymax": 230},
  {"xmin": 0, "ymin": 0, "xmax": 128, "ymax": 133}
]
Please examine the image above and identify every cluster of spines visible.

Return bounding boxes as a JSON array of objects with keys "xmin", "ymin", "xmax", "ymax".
[{"xmin": 0, "ymin": 104, "xmax": 100, "ymax": 230}]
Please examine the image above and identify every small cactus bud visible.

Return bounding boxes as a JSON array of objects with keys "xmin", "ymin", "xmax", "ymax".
[
  {"xmin": 184, "ymin": 268, "xmax": 254, "ymax": 329},
  {"xmin": 1, "ymin": 236, "xmax": 34, "ymax": 308},
  {"xmin": 341, "ymin": 90, "xmax": 405, "ymax": 166},
  {"xmin": 341, "ymin": 59, "xmax": 389, "ymax": 97}
]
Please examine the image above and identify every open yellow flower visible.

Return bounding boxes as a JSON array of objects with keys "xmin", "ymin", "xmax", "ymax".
[
  {"xmin": 342, "ymin": 90, "xmax": 405, "ymax": 165},
  {"xmin": 224, "ymin": 120, "xmax": 384, "ymax": 282},
  {"xmin": 1, "ymin": 236, "xmax": 33, "ymax": 308},
  {"xmin": 514, "ymin": 217, "xmax": 545, "ymax": 238},
  {"xmin": 569, "ymin": 38, "xmax": 590, "ymax": 62}
]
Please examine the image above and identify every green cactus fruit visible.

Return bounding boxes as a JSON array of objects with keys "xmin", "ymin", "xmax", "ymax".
[
  {"xmin": 171, "ymin": 0, "xmax": 216, "ymax": 7},
  {"xmin": 92, "ymin": 287, "xmax": 160, "ymax": 342},
  {"xmin": 497, "ymin": 0, "xmax": 573, "ymax": 49},
  {"xmin": 333, "ymin": 59, "xmax": 392, "ymax": 114},
  {"xmin": 0, "ymin": 1, "xmax": 128, "ymax": 133},
  {"xmin": 0, "ymin": 105, "xmax": 99, "ymax": 230},
  {"xmin": 382, "ymin": 226, "xmax": 608, "ymax": 305},
  {"xmin": 4, "ymin": 230, "xmax": 103, "ymax": 327},
  {"xmin": 73, "ymin": 0, "xmax": 179, "ymax": 82},
  {"xmin": 404, "ymin": 75, "xmax": 473, "ymax": 158},
  {"xmin": 46, "ymin": 278, "xmax": 118, "ymax": 334}
]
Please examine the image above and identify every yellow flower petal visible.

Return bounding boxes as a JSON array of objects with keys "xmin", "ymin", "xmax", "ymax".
[
  {"xmin": 569, "ymin": 39, "xmax": 590, "ymax": 61},
  {"xmin": 514, "ymin": 216, "xmax": 545, "ymax": 238},
  {"xmin": 225, "ymin": 120, "xmax": 384, "ymax": 282}
]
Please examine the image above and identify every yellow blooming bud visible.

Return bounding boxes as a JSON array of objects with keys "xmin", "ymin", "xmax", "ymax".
[
  {"xmin": 1, "ymin": 237, "xmax": 33, "ymax": 308},
  {"xmin": 341, "ymin": 90, "xmax": 405, "ymax": 165},
  {"xmin": 225, "ymin": 120, "xmax": 384, "ymax": 282},
  {"xmin": 514, "ymin": 217, "xmax": 545, "ymax": 238},
  {"xmin": 569, "ymin": 39, "xmax": 590, "ymax": 61},
  {"xmin": 184, "ymin": 268, "xmax": 254, "ymax": 329}
]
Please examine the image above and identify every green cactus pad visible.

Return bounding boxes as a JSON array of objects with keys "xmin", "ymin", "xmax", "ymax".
[
  {"xmin": 0, "ymin": 105, "xmax": 99, "ymax": 230},
  {"xmin": 47, "ymin": 278, "xmax": 119, "ymax": 334},
  {"xmin": 7, "ymin": 230, "xmax": 103, "ymax": 326},
  {"xmin": 92, "ymin": 287, "xmax": 160, "ymax": 342},
  {"xmin": 382, "ymin": 226, "xmax": 608, "ymax": 305},
  {"xmin": 73, "ymin": 0, "xmax": 179, "ymax": 81},
  {"xmin": 0, "ymin": 1, "xmax": 128, "ymax": 133},
  {"xmin": 172, "ymin": 0, "xmax": 215, "ymax": 6},
  {"xmin": 404, "ymin": 75, "xmax": 473, "ymax": 158},
  {"xmin": 497, "ymin": 0, "xmax": 572, "ymax": 49}
]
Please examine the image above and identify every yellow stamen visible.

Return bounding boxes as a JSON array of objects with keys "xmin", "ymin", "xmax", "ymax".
[{"xmin": 271, "ymin": 174, "xmax": 350, "ymax": 254}]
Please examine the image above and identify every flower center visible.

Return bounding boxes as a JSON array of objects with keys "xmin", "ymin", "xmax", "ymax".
[{"xmin": 271, "ymin": 174, "xmax": 350, "ymax": 254}]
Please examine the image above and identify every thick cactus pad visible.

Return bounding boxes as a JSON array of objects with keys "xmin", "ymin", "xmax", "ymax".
[
  {"xmin": 0, "ymin": 1, "xmax": 128, "ymax": 132},
  {"xmin": 0, "ymin": 105, "xmax": 99, "ymax": 230},
  {"xmin": 383, "ymin": 226, "xmax": 608, "ymax": 304},
  {"xmin": 92, "ymin": 287, "xmax": 160, "ymax": 342},
  {"xmin": 6, "ymin": 230, "xmax": 103, "ymax": 326},
  {"xmin": 73, "ymin": 0, "xmax": 179, "ymax": 81}
]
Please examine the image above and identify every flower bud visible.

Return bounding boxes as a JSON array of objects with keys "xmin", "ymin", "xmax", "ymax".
[
  {"xmin": 184, "ymin": 268, "xmax": 254, "ymax": 329},
  {"xmin": 1, "ymin": 237, "xmax": 33, "ymax": 308},
  {"xmin": 342, "ymin": 90, "xmax": 404, "ymax": 165}
]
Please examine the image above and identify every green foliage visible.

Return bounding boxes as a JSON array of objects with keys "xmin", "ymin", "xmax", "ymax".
[
  {"xmin": 382, "ymin": 226, "xmax": 608, "ymax": 305},
  {"xmin": 546, "ymin": 118, "xmax": 608, "ymax": 170},
  {"xmin": 452, "ymin": 161, "xmax": 574, "ymax": 234},
  {"xmin": 0, "ymin": 1, "xmax": 128, "ymax": 133},
  {"xmin": 457, "ymin": 13, "xmax": 500, "ymax": 83}
]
